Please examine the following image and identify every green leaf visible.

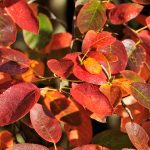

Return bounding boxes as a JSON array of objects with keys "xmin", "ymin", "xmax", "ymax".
[
  {"xmin": 23, "ymin": 13, "xmax": 53, "ymax": 51},
  {"xmin": 92, "ymin": 129, "xmax": 133, "ymax": 150},
  {"xmin": 77, "ymin": 0, "xmax": 106, "ymax": 33},
  {"xmin": 131, "ymin": 82, "xmax": 150, "ymax": 109}
]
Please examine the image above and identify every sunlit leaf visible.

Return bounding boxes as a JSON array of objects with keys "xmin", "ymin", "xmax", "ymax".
[
  {"xmin": 82, "ymin": 30, "xmax": 116, "ymax": 53},
  {"xmin": 0, "ymin": 130, "xmax": 13, "ymax": 149},
  {"xmin": 44, "ymin": 91, "xmax": 81, "ymax": 126},
  {"xmin": 47, "ymin": 59, "xmax": 74, "ymax": 79},
  {"xmin": 131, "ymin": 82, "xmax": 150, "ymax": 109},
  {"xmin": 109, "ymin": 3, "xmax": 143, "ymax": 24},
  {"xmin": 30, "ymin": 103, "xmax": 62, "ymax": 143},
  {"xmin": 71, "ymin": 83, "xmax": 113, "ymax": 116},
  {"xmin": 0, "ymin": 82, "xmax": 40, "ymax": 126},
  {"xmin": 23, "ymin": 13, "xmax": 53, "ymax": 51},
  {"xmin": 4, "ymin": 0, "xmax": 39, "ymax": 34},
  {"xmin": 125, "ymin": 122, "xmax": 150, "ymax": 150},
  {"xmin": 83, "ymin": 57, "xmax": 102, "ymax": 74},
  {"xmin": 64, "ymin": 105, "xmax": 92, "ymax": 148},
  {"xmin": 77, "ymin": 0, "xmax": 106, "ymax": 33},
  {"xmin": 97, "ymin": 40, "xmax": 128, "ymax": 74},
  {"xmin": 7, "ymin": 143, "xmax": 49, "ymax": 150},
  {"xmin": 72, "ymin": 144, "xmax": 102, "ymax": 150}
]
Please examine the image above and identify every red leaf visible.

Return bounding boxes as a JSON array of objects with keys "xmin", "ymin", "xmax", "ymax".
[
  {"xmin": 103, "ymin": 2, "xmax": 116, "ymax": 10},
  {"xmin": 30, "ymin": 103, "xmax": 62, "ymax": 143},
  {"xmin": 97, "ymin": 40, "xmax": 128, "ymax": 74},
  {"xmin": 72, "ymin": 144, "xmax": 102, "ymax": 150},
  {"xmin": 73, "ymin": 64, "xmax": 107, "ymax": 85},
  {"xmin": 4, "ymin": 0, "xmax": 39, "ymax": 34},
  {"xmin": 132, "ymin": 0, "xmax": 150, "ymax": 5},
  {"xmin": 47, "ymin": 59, "xmax": 74, "ymax": 79},
  {"xmin": 125, "ymin": 122, "xmax": 150, "ymax": 150},
  {"xmin": 0, "ymin": 8, "xmax": 17, "ymax": 47},
  {"xmin": 82, "ymin": 30, "xmax": 116, "ymax": 53},
  {"xmin": 0, "ymin": 82, "xmax": 40, "ymax": 126},
  {"xmin": 7, "ymin": 143, "xmax": 49, "ymax": 150},
  {"xmin": 138, "ymin": 30, "xmax": 150, "ymax": 54},
  {"xmin": 0, "ymin": 48, "xmax": 30, "ymax": 75},
  {"xmin": 49, "ymin": 32, "xmax": 72, "ymax": 50},
  {"xmin": 146, "ymin": 16, "xmax": 150, "ymax": 30},
  {"xmin": 109, "ymin": 3, "xmax": 143, "ymax": 24},
  {"xmin": 64, "ymin": 105, "xmax": 92, "ymax": 148},
  {"xmin": 70, "ymin": 83, "xmax": 113, "ymax": 116}
]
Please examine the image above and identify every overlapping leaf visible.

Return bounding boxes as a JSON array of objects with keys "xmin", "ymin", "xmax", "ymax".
[
  {"xmin": 7, "ymin": 143, "xmax": 49, "ymax": 150},
  {"xmin": 30, "ymin": 103, "xmax": 62, "ymax": 143},
  {"xmin": 47, "ymin": 59, "xmax": 74, "ymax": 79},
  {"xmin": 0, "ymin": 8, "xmax": 17, "ymax": 47},
  {"xmin": 131, "ymin": 82, "xmax": 150, "ymax": 109},
  {"xmin": 125, "ymin": 122, "xmax": 150, "ymax": 150},
  {"xmin": 73, "ymin": 64, "xmax": 107, "ymax": 85},
  {"xmin": 70, "ymin": 83, "xmax": 113, "ymax": 116},
  {"xmin": 73, "ymin": 144, "xmax": 102, "ymax": 150},
  {"xmin": 0, "ymin": 48, "xmax": 30, "ymax": 75},
  {"xmin": 97, "ymin": 40, "xmax": 128, "ymax": 74},
  {"xmin": 146, "ymin": 16, "xmax": 150, "ymax": 30},
  {"xmin": 109, "ymin": 3, "xmax": 143, "ymax": 24},
  {"xmin": 4, "ymin": 0, "xmax": 39, "ymax": 34},
  {"xmin": 82, "ymin": 30, "xmax": 116, "ymax": 53},
  {"xmin": 77, "ymin": 0, "xmax": 106, "ymax": 33},
  {"xmin": 44, "ymin": 91, "xmax": 81, "ymax": 126},
  {"xmin": 132, "ymin": 0, "xmax": 150, "ymax": 5},
  {"xmin": 0, "ymin": 130, "xmax": 13, "ymax": 149},
  {"xmin": 64, "ymin": 105, "xmax": 92, "ymax": 148},
  {"xmin": 138, "ymin": 30, "xmax": 150, "ymax": 54},
  {"xmin": 48, "ymin": 32, "xmax": 72, "ymax": 50},
  {"xmin": 0, "ymin": 82, "xmax": 40, "ymax": 126},
  {"xmin": 23, "ymin": 13, "xmax": 53, "ymax": 51}
]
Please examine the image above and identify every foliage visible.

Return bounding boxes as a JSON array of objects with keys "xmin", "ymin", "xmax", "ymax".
[{"xmin": 0, "ymin": 0, "xmax": 150, "ymax": 150}]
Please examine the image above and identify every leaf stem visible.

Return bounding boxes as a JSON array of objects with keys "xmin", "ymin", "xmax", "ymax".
[
  {"xmin": 53, "ymin": 143, "xmax": 57, "ymax": 150},
  {"xmin": 121, "ymin": 100, "xmax": 134, "ymax": 122},
  {"xmin": 135, "ymin": 26, "xmax": 148, "ymax": 33}
]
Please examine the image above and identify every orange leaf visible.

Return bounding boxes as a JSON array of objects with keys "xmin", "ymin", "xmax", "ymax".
[
  {"xmin": 83, "ymin": 57, "xmax": 102, "ymax": 74},
  {"xmin": 0, "ymin": 130, "xmax": 13, "ymax": 149}
]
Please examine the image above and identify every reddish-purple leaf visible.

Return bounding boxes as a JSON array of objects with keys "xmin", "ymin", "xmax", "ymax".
[
  {"xmin": 125, "ymin": 122, "xmax": 150, "ymax": 150},
  {"xmin": 30, "ymin": 103, "xmax": 62, "ymax": 143},
  {"xmin": 0, "ymin": 8, "xmax": 17, "ymax": 47},
  {"xmin": 7, "ymin": 143, "xmax": 49, "ymax": 150},
  {"xmin": 109, "ymin": 3, "xmax": 143, "ymax": 24},
  {"xmin": 97, "ymin": 40, "xmax": 128, "ymax": 74},
  {"xmin": 0, "ymin": 82, "xmax": 40, "ymax": 126},
  {"xmin": 72, "ymin": 144, "xmax": 101, "ymax": 150},
  {"xmin": 64, "ymin": 105, "xmax": 92, "ymax": 148},
  {"xmin": 82, "ymin": 30, "xmax": 116, "ymax": 53},
  {"xmin": 132, "ymin": 0, "xmax": 150, "ymax": 5},
  {"xmin": 4, "ymin": 0, "xmax": 39, "ymax": 34},
  {"xmin": 0, "ymin": 48, "xmax": 30, "ymax": 75},
  {"xmin": 131, "ymin": 82, "xmax": 150, "ymax": 109},
  {"xmin": 138, "ymin": 30, "xmax": 150, "ymax": 54},
  {"xmin": 49, "ymin": 32, "xmax": 72, "ymax": 50},
  {"xmin": 77, "ymin": 0, "xmax": 106, "ymax": 33},
  {"xmin": 47, "ymin": 59, "xmax": 74, "ymax": 79},
  {"xmin": 70, "ymin": 83, "xmax": 113, "ymax": 116},
  {"xmin": 127, "ymin": 45, "xmax": 146, "ymax": 73},
  {"xmin": 73, "ymin": 64, "xmax": 107, "ymax": 85}
]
